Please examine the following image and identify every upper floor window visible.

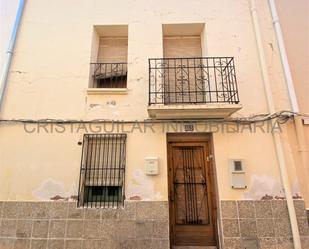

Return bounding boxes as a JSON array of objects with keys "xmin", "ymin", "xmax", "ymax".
[{"xmin": 89, "ymin": 25, "xmax": 128, "ymax": 89}]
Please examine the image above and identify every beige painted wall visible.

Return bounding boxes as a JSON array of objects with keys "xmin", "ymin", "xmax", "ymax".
[
  {"xmin": 0, "ymin": 0, "xmax": 305, "ymax": 203},
  {"xmin": 0, "ymin": 123, "xmax": 297, "ymax": 201}
]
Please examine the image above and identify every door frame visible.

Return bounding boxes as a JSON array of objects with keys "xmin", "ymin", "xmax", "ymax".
[{"xmin": 166, "ymin": 133, "xmax": 219, "ymax": 247}]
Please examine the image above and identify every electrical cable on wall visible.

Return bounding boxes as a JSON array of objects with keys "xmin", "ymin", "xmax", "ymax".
[{"xmin": 0, "ymin": 111, "xmax": 307, "ymax": 125}]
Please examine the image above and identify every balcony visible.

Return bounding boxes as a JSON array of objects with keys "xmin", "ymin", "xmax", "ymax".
[{"xmin": 148, "ymin": 57, "xmax": 242, "ymax": 119}]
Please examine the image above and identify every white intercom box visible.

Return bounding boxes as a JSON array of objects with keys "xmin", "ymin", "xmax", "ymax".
[
  {"xmin": 145, "ymin": 157, "xmax": 159, "ymax": 175},
  {"xmin": 229, "ymin": 159, "xmax": 247, "ymax": 189}
]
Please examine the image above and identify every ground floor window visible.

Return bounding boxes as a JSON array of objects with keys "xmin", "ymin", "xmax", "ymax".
[{"xmin": 78, "ymin": 133, "xmax": 126, "ymax": 208}]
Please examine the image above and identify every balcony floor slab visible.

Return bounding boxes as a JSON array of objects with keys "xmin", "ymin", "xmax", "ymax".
[{"xmin": 147, "ymin": 103, "xmax": 242, "ymax": 119}]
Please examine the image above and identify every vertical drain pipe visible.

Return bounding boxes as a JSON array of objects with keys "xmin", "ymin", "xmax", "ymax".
[
  {"xmin": 0, "ymin": 0, "xmax": 25, "ymax": 113},
  {"xmin": 268, "ymin": 0, "xmax": 309, "ymax": 206},
  {"xmin": 249, "ymin": 0, "xmax": 301, "ymax": 248}
]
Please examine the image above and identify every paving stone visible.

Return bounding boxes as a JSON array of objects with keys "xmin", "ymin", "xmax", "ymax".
[
  {"xmin": 118, "ymin": 201, "xmax": 136, "ymax": 220},
  {"xmin": 271, "ymin": 200, "xmax": 289, "ymax": 219},
  {"xmin": 100, "ymin": 219, "xmax": 116, "ymax": 239},
  {"xmin": 256, "ymin": 218, "xmax": 275, "ymax": 237},
  {"xmin": 0, "ymin": 201, "xmax": 172, "ymax": 248},
  {"xmin": 64, "ymin": 239, "xmax": 82, "ymax": 249},
  {"xmin": 67, "ymin": 203, "xmax": 84, "ymax": 219},
  {"xmin": 221, "ymin": 201, "xmax": 238, "ymax": 219},
  {"xmin": 223, "ymin": 238, "xmax": 242, "ymax": 249},
  {"xmin": 120, "ymin": 239, "xmax": 155, "ymax": 249},
  {"xmin": 135, "ymin": 221, "xmax": 153, "ymax": 239},
  {"xmin": 242, "ymin": 238, "xmax": 258, "ymax": 249},
  {"xmin": 47, "ymin": 239, "xmax": 64, "ymax": 249},
  {"xmin": 14, "ymin": 238, "xmax": 30, "ymax": 249},
  {"xmin": 0, "ymin": 219, "xmax": 17, "ymax": 237},
  {"xmin": 0, "ymin": 201, "xmax": 2, "ymax": 218},
  {"xmin": 84, "ymin": 220, "xmax": 101, "ymax": 239},
  {"xmin": 16, "ymin": 220, "xmax": 32, "ymax": 238},
  {"xmin": 301, "ymin": 236, "xmax": 309, "ymax": 249},
  {"xmin": 66, "ymin": 220, "xmax": 84, "ymax": 239},
  {"xmin": 82, "ymin": 240, "xmax": 102, "ymax": 249},
  {"xmin": 150, "ymin": 239, "xmax": 169, "ymax": 249},
  {"xmin": 113, "ymin": 220, "xmax": 136, "ymax": 242},
  {"xmin": 31, "ymin": 203, "xmax": 49, "ymax": 219},
  {"xmin": 255, "ymin": 201, "xmax": 272, "ymax": 218},
  {"xmin": 274, "ymin": 218, "xmax": 292, "ymax": 237},
  {"xmin": 49, "ymin": 220, "xmax": 66, "ymax": 238},
  {"xmin": 152, "ymin": 220, "xmax": 169, "ymax": 238},
  {"xmin": 1, "ymin": 202, "xmax": 19, "ymax": 219},
  {"xmin": 31, "ymin": 239, "xmax": 48, "ymax": 249},
  {"xmin": 136, "ymin": 239, "xmax": 152, "ymax": 248},
  {"xmin": 119, "ymin": 239, "xmax": 139, "ymax": 249},
  {"xmin": 237, "ymin": 201, "xmax": 255, "ymax": 218},
  {"xmin": 32, "ymin": 220, "xmax": 49, "ymax": 238},
  {"xmin": 84, "ymin": 208, "xmax": 101, "ymax": 219},
  {"xmin": 239, "ymin": 219, "xmax": 257, "ymax": 238},
  {"xmin": 297, "ymin": 218, "xmax": 309, "ymax": 236},
  {"xmin": 135, "ymin": 201, "xmax": 168, "ymax": 220},
  {"xmin": 259, "ymin": 237, "xmax": 277, "ymax": 249},
  {"xmin": 293, "ymin": 200, "xmax": 307, "ymax": 218},
  {"xmin": 49, "ymin": 202, "xmax": 68, "ymax": 219},
  {"xmin": 277, "ymin": 237, "xmax": 293, "ymax": 249},
  {"xmin": 222, "ymin": 219, "xmax": 240, "ymax": 237},
  {"xmin": 0, "ymin": 238, "xmax": 15, "ymax": 249},
  {"xmin": 101, "ymin": 208, "xmax": 118, "ymax": 219},
  {"xmin": 100, "ymin": 237, "xmax": 117, "ymax": 249},
  {"xmin": 18, "ymin": 202, "xmax": 33, "ymax": 219}
]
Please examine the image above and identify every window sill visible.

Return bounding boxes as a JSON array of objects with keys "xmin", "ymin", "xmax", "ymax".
[{"xmin": 86, "ymin": 88, "xmax": 128, "ymax": 95}]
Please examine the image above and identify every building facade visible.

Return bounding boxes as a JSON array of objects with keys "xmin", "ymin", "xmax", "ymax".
[{"xmin": 0, "ymin": 0, "xmax": 308, "ymax": 248}]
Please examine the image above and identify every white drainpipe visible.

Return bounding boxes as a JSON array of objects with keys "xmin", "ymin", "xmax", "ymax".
[
  {"xmin": 0, "ymin": 0, "xmax": 25, "ymax": 113},
  {"xmin": 268, "ymin": 0, "xmax": 299, "ymax": 112},
  {"xmin": 268, "ymin": 0, "xmax": 309, "ymax": 207},
  {"xmin": 249, "ymin": 0, "xmax": 301, "ymax": 248}
]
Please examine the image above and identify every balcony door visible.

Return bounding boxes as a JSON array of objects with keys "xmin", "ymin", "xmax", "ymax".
[
  {"xmin": 167, "ymin": 133, "xmax": 217, "ymax": 247},
  {"xmin": 163, "ymin": 36, "xmax": 205, "ymax": 104}
]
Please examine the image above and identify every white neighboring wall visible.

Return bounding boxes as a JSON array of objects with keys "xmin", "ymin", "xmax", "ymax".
[{"xmin": 0, "ymin": 0, "xmax": 18, "ymax": 73}]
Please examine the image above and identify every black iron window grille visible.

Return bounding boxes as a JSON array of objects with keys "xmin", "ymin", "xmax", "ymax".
[
  {"xmin": 148, "ymin": 57, "xmax": 239, "ymax": 105},
  {"xmin": 90, "ymin": 63, "xmax": 127, "ymax": 88},
  {"xmin": 78, "ymin": 134, "xmax": 127, "ymax": 208}
]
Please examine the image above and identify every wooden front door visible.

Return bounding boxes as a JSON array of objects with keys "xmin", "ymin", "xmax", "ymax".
[{"xmin": 167, "ymin": 134, "xmax": 217, "ymax": 247}]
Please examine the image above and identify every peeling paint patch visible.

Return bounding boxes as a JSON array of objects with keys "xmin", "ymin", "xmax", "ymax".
[
  {"xmin": 129, "ymin": 195, "xmax": 141, "ymax": 200},
  {"xmin": 50, "ymin": 195, "xmax": 78, "ymax": 201},
  {"xmin": 88, "ymin": 103, "xmax": 103, "ymax": 110},
  {"xmin": 11, "ymin": 70, "xmax": 26, "ymax": 74},
  {"xmin": 32, "ymin": 178, "xmax": 76, "ymax": 200},
  {"xmin": 244, "ymin": 175, "xmax": 284, "ymax": 199},
  {"xmin": 244, "ymin": 175, "xmax": 301, "ymax": 200},
  {"xmin": 106, "ymin": 100, "xmax": 116, "ymax": 106},
  {"xmin": 126, "ymin": 169, "xmax": 163, "ymax": 201},
  {"xmin": 269, "ymin": 43, "xmax": 274, "ymax": 51}
]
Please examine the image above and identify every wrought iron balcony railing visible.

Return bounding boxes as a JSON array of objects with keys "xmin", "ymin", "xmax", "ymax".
[
  {"xmin": 148, "ymin": 57, "xmax": 239, "ymax": 105},
  {"xmin": 90, "ymin": 62, "xmax": 127, "ymax": 88}
]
